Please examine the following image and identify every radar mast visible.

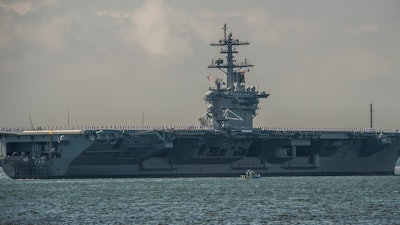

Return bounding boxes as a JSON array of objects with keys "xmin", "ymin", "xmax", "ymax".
[{"xmin": 208, "ymin": 24, "xmax": 253, "ymax": 89}]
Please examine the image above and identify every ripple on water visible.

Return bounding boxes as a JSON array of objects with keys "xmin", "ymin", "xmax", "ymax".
[{"xmin": 1, "ymin": 176, "xmax": 400, "ymax": 224}]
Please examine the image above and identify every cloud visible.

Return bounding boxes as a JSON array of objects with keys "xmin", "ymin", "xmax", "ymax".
[
  {"xmin": 0, "ymin": 13, "xmax": 13, "ymax": 47},
  {"xmin": 345, "ymin": 23, "xmax": 378, "ymax": 35},
  {"xmin": 360, "ymin": 24, "xmax": 378, "ymax": 33},
  {"xmin": 98, "ymin": 0, "xmax": 193, "ymax": 58},
  {"xmin": 96, "ymin": 10, "xmax": 130, "ymax": 20},
  {"xmin": 0, "ymin": 0, "xmax": 65, "ymax": 51},
  {"xmin": 2, "ymin": 0, "xmax": 399, "ymax": 128},
  {"xmin": 0, "ymin": 0, "xmax": 57, "ymax": 15},
  {"xmin": 0, "ymin": 0, "xmax": 34, "ymax": 15},
  {"xmin": 28, "ymin": 15, "xmax": 71, "ymax": 52},
  {"xmin": 97, "ymin": 2, "xmax": 322, "ymax": 58},
  {"xmin": 130, "ymin": 0, "xmax": 192, "ymax": 57},
  {"xmin": 5, "ymin": 14, "xmax": 72, "ymax": 52}
]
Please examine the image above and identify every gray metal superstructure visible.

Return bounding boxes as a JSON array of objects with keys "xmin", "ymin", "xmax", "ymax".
[
  {"xmin": 205, "ymin": 24, "xmax": 269, "ymax": 130},
  {"xmin": 1, "ymin": 24, "xmax": 399, "ymax": 179}
]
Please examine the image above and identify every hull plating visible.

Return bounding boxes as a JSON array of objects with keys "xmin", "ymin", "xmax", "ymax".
[{"xmin": 1, "ymin": 129, "xmax": 399, "ymax": 179}]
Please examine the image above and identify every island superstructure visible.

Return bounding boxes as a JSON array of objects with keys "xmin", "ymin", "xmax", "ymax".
[
  {"xmin": 204, "ymin": 24, "xmax": 269, "ymax": 130},
  {"xmin": 1, "ymin": 24, "xmax": 399, "ymax": 179}
]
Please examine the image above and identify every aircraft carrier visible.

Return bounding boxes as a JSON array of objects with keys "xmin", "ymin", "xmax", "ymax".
[{"xmin": 1, "ymin": 24, "xmax": 399, "ymax": 179}]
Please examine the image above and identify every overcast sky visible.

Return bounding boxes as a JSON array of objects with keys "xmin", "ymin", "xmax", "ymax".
[{"xmin": 1, "ymin": 0, "xmax": 399, "ymax": 129}]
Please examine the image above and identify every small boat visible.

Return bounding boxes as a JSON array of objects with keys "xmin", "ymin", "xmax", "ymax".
[{"xmin": 241, "ymin": 169, "xmax": 261, "ymax": 179}]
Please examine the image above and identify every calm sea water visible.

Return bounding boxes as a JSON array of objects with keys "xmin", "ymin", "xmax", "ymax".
[{"xmin": 1, "ymin": 169, "xmax": 400, "ymax": 225}]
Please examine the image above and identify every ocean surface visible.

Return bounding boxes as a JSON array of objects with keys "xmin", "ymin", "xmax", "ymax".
[{"xmin": 1, "ymin": 169, "xmax": 400, "ymax": 225}]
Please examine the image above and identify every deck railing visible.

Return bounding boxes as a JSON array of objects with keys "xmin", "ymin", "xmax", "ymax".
[{"xmin": 1, "ymin": 126, "xmax": 399, "ymax": 134}]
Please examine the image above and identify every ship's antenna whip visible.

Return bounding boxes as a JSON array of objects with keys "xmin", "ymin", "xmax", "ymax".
[
  {"xmin": 223, "ymin": 23, "xmax": 227, "ymax": 40},
  {"xmin": 142, "ymin": 111, "xmax": 145, "ymax": 129},
  {"xmin": 28, "ymin": 114, "xmax": 34, "ymax": 130},
  {"xmin": 68, "ymin": 110, "xmax": 70, "ymax": 130},
  {"xmin": 370, "ymin": 103, "xmax": 374, "ymax": 129}
]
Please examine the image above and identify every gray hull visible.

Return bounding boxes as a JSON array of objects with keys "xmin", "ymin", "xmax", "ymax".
[{"xmin": 1, "ymin": 129, "xmax": 399, "ymax": 179}]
